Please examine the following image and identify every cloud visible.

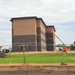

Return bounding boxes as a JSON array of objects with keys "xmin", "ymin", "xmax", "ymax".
[
  {"xmin": 0, "ymin": 0, "xmax": 75, "ymax": 45},
  {"xmin": 55, "ymin": 21, "xmax": 75, "ymax": 44},
  {"xmin": 0, "ymin": 0, "xmax": 75, "ymax": 23}
]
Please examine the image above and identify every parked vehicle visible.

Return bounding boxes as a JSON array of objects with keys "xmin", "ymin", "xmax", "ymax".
[{"xmin": 2, "ymin": 49, "xmax": 10, "ymax": 53}]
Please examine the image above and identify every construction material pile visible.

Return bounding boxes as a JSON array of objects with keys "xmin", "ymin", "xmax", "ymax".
[{"xmin": 0, "ymin": 52, "xmax": 6, "ymax": 58}]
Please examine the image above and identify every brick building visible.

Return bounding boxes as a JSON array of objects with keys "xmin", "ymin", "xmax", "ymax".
[{"xmin": 10, "ymin": 16, "xmax": 56, "ymax": 52}]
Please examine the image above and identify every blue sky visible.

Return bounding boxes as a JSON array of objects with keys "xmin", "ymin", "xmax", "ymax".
[{"xmin": 0, "ymin": 0, "xmax": 75, "ymax": 45}]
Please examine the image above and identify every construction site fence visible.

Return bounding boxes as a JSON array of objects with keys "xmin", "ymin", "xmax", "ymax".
[
  {"xmin": 0, "ymin": 45, "xmax": 75, "ymax": 64},
  {"xmin": 0, "ymin": 44, "xmax": 56, "ymax": 52}
]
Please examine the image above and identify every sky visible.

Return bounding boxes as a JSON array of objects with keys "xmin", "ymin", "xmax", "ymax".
[{"xmin": 0, "ymin": 0, "xmax": 75, "ymax": 46}]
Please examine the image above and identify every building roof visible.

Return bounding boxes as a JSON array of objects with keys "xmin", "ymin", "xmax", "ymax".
[
  {"xmin": 10, "ymin": 16, "xmax": 46, "ymax": 26},
  {"xmin": 46, "ymin": 25, "xmax": 56, "ymax": 32},
  {"xmin": 10, "ymin": 16, "xmax": 56, "ymax": 31},
  {"xmin": 10, "ymin": 16, "xmax": 37, "ymax": 21}
]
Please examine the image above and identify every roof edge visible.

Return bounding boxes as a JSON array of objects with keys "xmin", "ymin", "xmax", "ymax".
[
  {"xmin": 37, "ymin": 18, "xmax": 46, "ymax": 27},
  {"xmin": 46, "ymin": 25, "xmax": 56, "ymax": 32},
  {"xmin": 10, "ymin": 16, "xmax": 46, "ymax": 26},
  {"xmin": 10, "ymin": 16, "xmax": 37, "ymax": 21}
]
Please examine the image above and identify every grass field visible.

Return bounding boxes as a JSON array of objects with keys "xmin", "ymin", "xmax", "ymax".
[{"xmin": 0, "ymin": 53, "xmax": 75, "ymax": 64}]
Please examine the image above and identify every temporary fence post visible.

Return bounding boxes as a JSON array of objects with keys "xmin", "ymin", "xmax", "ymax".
[
  {"xmin": 61, "ymin": 46, "xmax": 67, "ymax": 65},
  {"xmin": 22, "ymin": 44, "xmax": 26, "ymax": 64},
  {"xmin": 26, "ymin": 45, "xmax": 28, "ymax": 52}
]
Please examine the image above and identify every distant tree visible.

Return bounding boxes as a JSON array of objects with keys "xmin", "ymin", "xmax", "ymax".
[
  {"xmin": 73, "ymin": 41, "xmax": 75, "ymax": 50},
  {"xmin": 56, "ymin": 44, "xmax": 65, "ymax": 47},
  {"xmin": 66, "ymin": 45, "xmax": 70, "ymax": 48},
  {"xmin": 73, "ymin": 41, "xmax": 75, "ymax": 46},
  {"xmin": 56, "ymin": 44, "xmax": 62, "ymax": 47},
  {"xmin": 70, "ymin": 44, "xmax": 74, "ymax": 50}
]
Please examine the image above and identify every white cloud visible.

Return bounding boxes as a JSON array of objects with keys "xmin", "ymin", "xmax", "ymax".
[
  {"xmin": 0, "ymin": 0, "xmax": 75, "ymax": 45},
  {"xmin": 0, "ymin": 0, "xmax": 75, "ymax": 23},
  {"xmin": 55, "ymin": 25, "xmax": 73, "ymax": 30}
]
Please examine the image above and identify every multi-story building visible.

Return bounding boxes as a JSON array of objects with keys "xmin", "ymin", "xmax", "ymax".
[{"xmin": 10, "ymin": 16, "xmax": 56, "ymax": 52}]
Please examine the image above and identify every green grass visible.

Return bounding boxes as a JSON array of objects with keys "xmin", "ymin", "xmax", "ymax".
[{"xmin": 0, "ymin": 53, "xmax": 75, "ymax": 64}]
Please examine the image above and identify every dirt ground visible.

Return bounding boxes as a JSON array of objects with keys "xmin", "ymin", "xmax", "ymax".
[{"xmin": 0, "ymin": 65, "xmax": 75, "ymax": 75}]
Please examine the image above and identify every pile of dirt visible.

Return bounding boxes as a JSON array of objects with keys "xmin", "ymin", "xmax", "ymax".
[
  {"xmin": 0, "ymin": 52, "xmax": 6, "ymax": 58},
  {"xmin": 0, "ymin": 65, "xmax": 75, "ymax": 75}
]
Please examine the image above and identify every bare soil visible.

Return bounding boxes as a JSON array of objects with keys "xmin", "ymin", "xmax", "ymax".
[{"xmin": 0, "ymin": 65, "xmax": 75, "ymax": 75}]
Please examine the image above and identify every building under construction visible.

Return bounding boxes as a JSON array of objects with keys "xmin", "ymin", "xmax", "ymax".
[{"xmin": 10, "ymin": 16, "xmax": 56, "ymax": 52}]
